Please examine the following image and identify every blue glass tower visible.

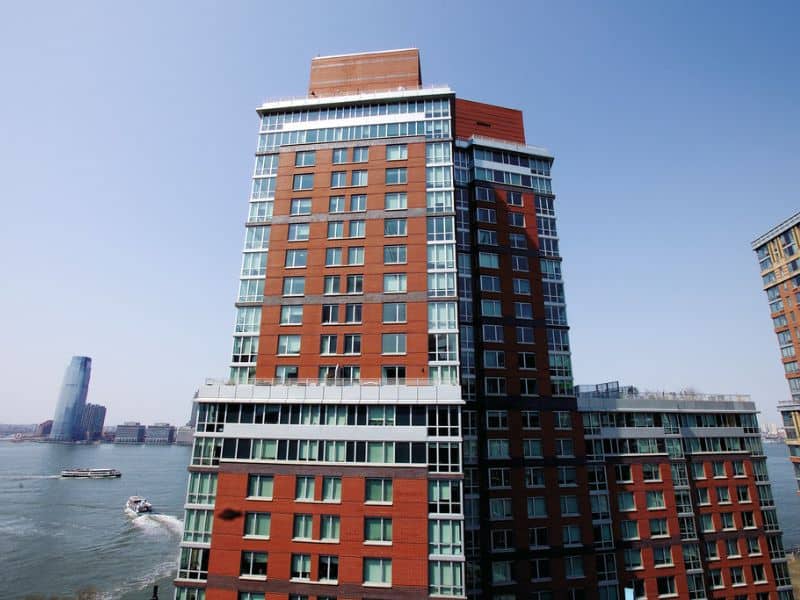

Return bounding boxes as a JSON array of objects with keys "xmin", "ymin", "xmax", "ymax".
[{"xmin": 50, "ymin": 356, "xmax": 92, "ymax": 442}]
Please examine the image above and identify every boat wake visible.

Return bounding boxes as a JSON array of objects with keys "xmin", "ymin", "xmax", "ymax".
[
  {"xmin": 97, "ymin": 558, "xmax": 177, "ymax": 600},
  {"xmin": 128, "ymin": 511, "xmax": 183, "ymax": 537},
  {"xmin": 0, "ymin": 474, "xmax": 60, "ymax": 480}
]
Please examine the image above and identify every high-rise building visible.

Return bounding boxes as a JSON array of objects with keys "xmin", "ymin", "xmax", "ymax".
[
  {"xmin": 175, "ymin": 47, "xmax": 589, "ymax": 600},
  {"xmin": 50, "ymin": 356, "xmax": 92, "ymax": 442},
  {"xmin": 751, "ymin": 212, "xmax": 800, "ymax": 491},
  {"xmin": 576, "ymin": 382, "xmax": 793, "ymax": 600},
  {"xmin": 80, "ymin": 403, "xmax": 107, "ymax": 441}
]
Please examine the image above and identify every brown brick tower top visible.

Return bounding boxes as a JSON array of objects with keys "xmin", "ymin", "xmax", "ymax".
[{"xmin": 309, "ymin": 48, "xmax": 422, "ymax": 97}]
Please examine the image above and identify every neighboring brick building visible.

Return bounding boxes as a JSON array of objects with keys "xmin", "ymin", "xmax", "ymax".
[
  {"xmin": 752, "ymin": 212, "xmax": 800, "ymax": 493},
  {"xmin": 576, "ymin": 382, "xmax": 793, "ymax": 600}
]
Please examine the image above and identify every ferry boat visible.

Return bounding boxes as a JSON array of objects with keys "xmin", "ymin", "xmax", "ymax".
[
  {"xmin": 61, "ymin": 468, "xmax": 121, "ymax": 479},
  {"xmin": 126, "ymin": 496, "xmax": 153, "ymax": 514}
]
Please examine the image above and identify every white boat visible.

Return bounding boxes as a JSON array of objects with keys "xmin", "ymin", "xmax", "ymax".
[
  {"xmin": 126, "ymin": 496, "xmax": 153, "ymax": 513},
  {"xmin": 61, "ymin": 468, "xmax": 121, "ymax": 479}
]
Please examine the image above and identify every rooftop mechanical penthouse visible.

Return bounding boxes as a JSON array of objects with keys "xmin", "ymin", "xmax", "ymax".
[{"xmin": 178, "ymin": 48, "xmax": 621, "ymax": 600}]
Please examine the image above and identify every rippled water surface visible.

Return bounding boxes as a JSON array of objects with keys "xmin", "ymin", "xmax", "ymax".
[{"xmin": 0, "ymin": 443, "xmax": 189, "ymax": 600}]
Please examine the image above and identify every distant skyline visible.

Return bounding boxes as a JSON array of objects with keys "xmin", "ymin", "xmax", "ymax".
[{"xmin": 1, "ymin": 1, "xmax": 798, "ymax": 425}]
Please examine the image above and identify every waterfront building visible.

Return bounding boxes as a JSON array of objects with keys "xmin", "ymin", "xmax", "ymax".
[
  {"xmin": 35, "ymin": 420, "xmax": 53, "ymax": 437},
  {"xmin": 50, "ymin": 356, "xmax": 92, "ymax": 442},
  {"xmin": 114, "ymin": 421, "xmax": 146, "ymax": 444},
  {"xmin": 80, "ymin": 403, "xmax": 107, "ymax": 441},
  {"xmin": 752, "ymin": 212, "xmax": 800, "ymax": 492},
  {"xmin": 145, "ymin": 422, "xmax": 176, "ymax": 445},
  {"xmin": 576, "ymin": 382, "xmax": 793, "ymax": 600},
  {"xmin": 175, "ymin": 425, "xmax": 194, "ymax": 446},
  {"xmin": 175, "ymin": 47, "xmax": 591, "ymax": 600}
]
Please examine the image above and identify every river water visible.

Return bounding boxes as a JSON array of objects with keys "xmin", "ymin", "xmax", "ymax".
[
  {"xmin": 1, "ymin": 440, "xmax": 799, "ymax": 599},
  {"xmin": 0, "ymin": 443, "xmax": 189, "ymax": 600}
]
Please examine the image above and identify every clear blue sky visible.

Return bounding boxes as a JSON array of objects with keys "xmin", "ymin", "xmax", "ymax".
[{"xmin": 1, "ymin": 1, "xmax": 797, "ymax": 426}]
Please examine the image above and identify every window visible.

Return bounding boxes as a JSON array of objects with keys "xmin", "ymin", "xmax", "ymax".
[
  {"xmin": 488, "ymin": 438, "xmax": 510, "ymax": 458},
  {"xmin": 321, "ymin": 304, "xmax": 339, "ymax": 324},
  {"xmin": 386, "ymin": 168, "xmax": 408, "ymax": 184},
  {"xmin": 324, "ymin": 275, "xmax": 341, "ymax": 294},
  {"xmin": 558, "ymin": 466, "xmax": 577, "ymax": 486},
  {"xmin": 280, "ymin": 305, "xmax": 303, "ymax": 325},
  {"xmin": 560, "ymin": 495, "xmax": 579, "ymax": 516},
  {"xmin": 657, "ymin": 576, "xmax": 676, "ymax": 596},
  {"xmin": 710, "ymin": 569, "xmax": 724, "ymax": 589},
  {"xmin": 345, "ymin": 303, "xmax": 362, "ymax": 323},
  {"xmin": 479, "ymin": 252, "xmax": 500, "ymax": 269},
  {"xmin": 327, "ymin": 221, "xmax": 344, "ymax": 239},
  {"xmin": 527, "ymin": 496, "xmax": 547, "ymax": 518},
  {"xmin": 618, "ymin": 492, "xmax": 635, "ymax": 511},
  {"xmin": 480, "ymin": 275, "xmax": 501, "ymax": 292},
  {"xmin": 729, "ymin": 566, "xmax": 744, "ymax": 586},
  {"xmin": 384, "ymin": 218, "xmax": 407, "ymax": 236},
  {"xmin": 365, "ymin": 517, "xmax": 393, "ymax": 543},
  {"xmin": 382, "ymin": 365, "xmax": 405, "ymax": 383},
  {"xmin": 240, "ymin": 551, "xmax": 268, "ymax": 578},
  {"xmin": 508, "ymin": 212, "xmax": 525, "ymax": 227},
  {"xmin": 485, "ymin": 377, "xmax": 506, "ymax": 395},
  {"xmin": 366, "ymin": 478, "xmax": 392, "ymax": 503},
  {"xmin": 351, "ymin": 170, "xmax": 368, "ymax": 186},
  {"xmin": 476, "ymin": 207, "xmax": 496, "ymax": 223},
  {"xmin": 624, "ymin": 548, "xmax": 642, "ymax": 570},
  {"xmin": 489, "ymin": 467, "xmax": 511, "ymax": 488},
  {"xmin": 386, "ymin": 144, "xmax": 408, "ymax": 160},
  {"xmin": 696, "ymin": 488, "xmax": 710, "ymax": 505},
  {"xmin": 352, "ymin": 146, "xmax": 369, "ymax": 162},
  {"xmin": 291, "ymin": 554, "xmax": 311, "ymax": 580},
  {"xmin": 721, "ymin": 512, "xmax": 735, "ymax": 530},
  {"xmin": 325, "ymin": 247, "xmax": 342, "ymax": 266},
  {"xmin": 318, "ymin": 555, "xmax": 339, "ymax": 582},
  {"xmin": 712, "ymin": 461, "xmax": 726, "ymax": 478},
  {"xmin": 295, "ymin": 150, "xmax": 315, "ymax": 167},
  {"xmin": 490, "ymin": 497, "xmax": 513, "ymax": 520},
  {"xmin": 363, "ymin": 558, "xmax": 391, "ymax": 586},
  {"xmin": 293, "ymin": 174, "xmax": 313, "ymax": 190},
  {"xmin": 383, "ymin": 302, "xmax": 406, "ymax": 323},
  {"xmin": 285, "ymin": 249, "xmax": 307, "ymax": 268},
  {"xmin": 321, "ymin": 515, "xmax": 340, "ymax": 541},
  {"xmin": 349, "ymin": 220, "xmax": 365, "ymax": 237},
  {"xmin": 646, "ymin": 490, "xmax": 666, "ymax": 509},
  {"xmin": 277, "ymin": 335, "xmax": 301, "ymax": 355},
  {"xmin": 477, "ymin": 229, "xmax": 498, "ymax": 245},
  {"xmin": 565, "ymin": 556, "xmax": 584, "ymax": 579},
  {"xmin": 346, "ymin": 274, "xmax": 363, "ymax": 294},
  {"xmin": 507, "ymin": 191, "xmax": 523, "ymax": 206},
  {"xmin": 385, "ymin": 192, "xmax": 407, "ymax": 210},
  {"xmin": 524, "ymin": 438, "xmax": 543, "ymax": 458},
  {"xmin": 620, "ymin": 520, "xmax": 639, "ymax": 540},
  {"xmin": 320, "ymin": 335, "xmax": 337, "ymax": 355},
  {"xmin": 691, "ymin": 462, "xmax": 706, "ymax": 480},
  {"xmin": 344, "ymin": 334, "xmax": 361, "ymax": 354},
  {"xmin": 517, "ymin": 326, "xmax": 535, "ymax": 344},
  {"xmin": 509, "ymin": 233, "xmax": 527, "ymax": 249},
  {"xmin": 643, "ymin": 464, "xmax": 661, "ymax": 481},
  {"xmin": 383, "ymin": 273, "xmax": 407, "ymax": 293},
  {"xmin": 513, "ymin": 278, "xmax": 531, "ymax": 295},
  {"xmin": 275, "ymin": 365, "xmax": 298, "ymax": 381},
  {"xmin": 650, "ymin": 518, "xmax": 668, "ymax": 538},
  {"xmin": 475, "ymin": 187, "xmax": 495, "ymax": 202},
  {"xmin": 332, "ymin": 148, "xmax": 347, "ymax": 164},
  {"xmin": 331, "ymin": 171, "xmax": 347, "ymax": 188},
  {"xmin": 293, "ymin": 514, "xmax": 312, "ymax": 539},
  {"xmin": 295, "ymin": 476, "xmax": 315, "ymax": 501},
  {"xmin": 491, "ymin": 528, "xmax": 513, "ymax": 551},
  {"xmin": 329, "ymin": 196, "xmax": 345, "ymax": 213},
  {"xmin": 512, "ymin": 255, "xmax": 529, "ymax": 272},
  {"xmin": 322, "ymin": 476, "xmax": 341, "ymax": 502},
  {"xmin": 484, "ymin": 350, "xmax": 505, "ymax": 368},
  {"xmin": 486, "ymin": 410, "xmax": 508, "ymax": 429},
  {"xmin": 563, "ymin": 524, "xmax": 581, "ymax": 546},
  {"xmin": 290, "ymin": 198, "xmax": 312, "ymax": 215},
  {"xmin": 384, "ymin": 245, "xmax": 407, "ymax": 264},
  {"xmin": 345, "ymin": 193, "xmax": 366, "ymax": 212},
  {"xmin": 491, "ymin": 561, "xmax": 513, "ymax": 585},
  {"xmin": 519, "ymin": 353, "xmax": 537, "ymax": 370},
  {"xmin": 347, "ymin": 246, "xmax": 364, "ymax": 265}
]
